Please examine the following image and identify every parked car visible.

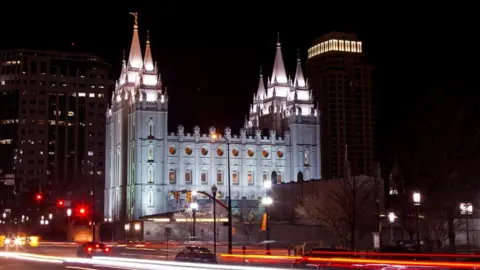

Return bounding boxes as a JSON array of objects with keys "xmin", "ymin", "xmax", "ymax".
[{"xmin": 174, "ymin": 246, "xmax": 217, "ymax": 263}]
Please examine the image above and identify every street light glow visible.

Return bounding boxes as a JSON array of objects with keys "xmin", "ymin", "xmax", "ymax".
[
  {"xmin": 262, "ymin": 197, "xmax": 273, "ymax": 205},
  {"xmin": 67, "ymin": 208, "xmax": 72, "ymax": 217},
  {"xmin": 264, "ymin": 181, "xmax": 272, "ymax": 189},
  {"xmin": 413, "ymin": 191, "xmax": 421, "ymax": 206},
  {"xmin": 191, "ymin": 202, "xmax": 199, "ymax": 210},
  {"xmin": 211, "ymin": 134, "xmax": 218, "ymax": 139},
  {"xmin": 388, "ymin": 212, "xmax": 396, "ymax": 223},
  {"xmin": 192, "ymin": 190, "xmax": 198, "ymax": 197},
  {"xmin": 460, "ymin": 202, "xmax": 473, "ymax": 215}
]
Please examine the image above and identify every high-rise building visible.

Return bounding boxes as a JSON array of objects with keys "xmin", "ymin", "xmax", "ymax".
[
  {"xmin": 306, "ymin": 32, "xmax": 375, "ymax": 179},
  {"xmin": 105, "ymin": 18, "xmax": 321, "ymax": 222},
  {"xmin": 0, "ymin": 50, "xmax": 114, "ymax": 211}
]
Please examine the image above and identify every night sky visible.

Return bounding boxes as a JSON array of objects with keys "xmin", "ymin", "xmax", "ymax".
[{"xmin": 1, "ymin": 4, "xmax": 478, "ymax": 172}]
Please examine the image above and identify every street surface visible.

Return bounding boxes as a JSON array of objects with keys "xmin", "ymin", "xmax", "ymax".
[{"xmin": 0, "ymin": 258, "xmax": 64, "ymax": 270}]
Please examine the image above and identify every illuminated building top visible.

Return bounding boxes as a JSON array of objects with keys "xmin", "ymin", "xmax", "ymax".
[{"xmin": 307, "ymin": 32, "xmax": 363, "ymax": 59}]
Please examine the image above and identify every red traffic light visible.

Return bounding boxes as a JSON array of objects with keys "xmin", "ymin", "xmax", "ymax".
[
  {"xmin": 79, "ymin": 208, "xmax": 85, "ymax": 214},
  {"xmin": 57, "ymin": 200, "xmax": 64, "ymax": 207},
  {"xmin": 36, "ymin": 194, "xmax": 42, "ymax": 200}
]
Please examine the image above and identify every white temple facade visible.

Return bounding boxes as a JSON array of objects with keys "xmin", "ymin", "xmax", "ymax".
[{"xmin": 105, "ymin": 18, "xmax": 321, "ymax": 222}]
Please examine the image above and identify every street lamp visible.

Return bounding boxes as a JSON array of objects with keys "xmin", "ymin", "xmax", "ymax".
[
  {"xmin": 388, "ymin": 212, "xmax": 396, "ymax": 244},
  {"xmin": 460, "ymin": 202, "xmax": 473, "ymax": 253},
  {"xmin": 191, "ymin": 202, "xmax": 199, "ymax": 240},
  {"xmin": 211, "ymin": 184, "xmax": 218, "ymax": 254},
  {"xmin": 211, "ymin": 133, "xmax": 233, "ymax": 254},
  {"xmin": 263, "ymin": 180, "xmax": 273, "ymax": 255},
  {"xmin": 413, "ymin": 191, "xmax": 421, "ymax": 244}
]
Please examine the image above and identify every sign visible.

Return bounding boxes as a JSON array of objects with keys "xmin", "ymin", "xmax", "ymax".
[
  {"xmin": 261, "ymin": 213, "xmax": 267, "ymax": 231},
  {"xmin": 165, "ymin": 227, "xmax": 172, "ymax": 237},
  {"xmin": 373, "ymin": 232, "xmax": 380, "ymax": 250}
]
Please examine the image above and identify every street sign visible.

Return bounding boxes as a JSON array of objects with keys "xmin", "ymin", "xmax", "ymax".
[{"xmin": 165, "ymin": 227, "xmax": 172, "ymax": 237}]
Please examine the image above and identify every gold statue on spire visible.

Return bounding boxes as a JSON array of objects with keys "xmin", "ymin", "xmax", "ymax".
[{"xmin": 129, "ymin": 12, "xmax": 138, "ymax": 26}]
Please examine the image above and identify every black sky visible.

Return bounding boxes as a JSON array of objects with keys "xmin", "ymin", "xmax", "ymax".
[{"xmin": 1, "ymin": 3, "xmax": 478, "ymax": 169}]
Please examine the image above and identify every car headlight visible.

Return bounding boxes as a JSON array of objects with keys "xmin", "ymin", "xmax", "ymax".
[
  {"xmin": 14, "ymin": 238, "xmax": 21, "ymax": 245},
  {"xmin": 4, "ymin": 238, "xmax": 11, "ymax": 245}
]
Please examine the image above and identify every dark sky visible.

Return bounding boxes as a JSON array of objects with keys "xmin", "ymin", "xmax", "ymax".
[{"xmin": 1, "ymin": 3, "xmax": 478, "ymax": 168}]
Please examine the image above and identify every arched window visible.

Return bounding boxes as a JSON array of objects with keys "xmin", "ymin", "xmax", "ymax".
[
  {"xmin": 297, "ymin": 171, "xmax": 304, "ymax": 182},
  {"xmin": 262, "ymin": 171, "xmax": 268, "ymax": 183},
  {"xmin": 169, "ymin": 169, "xmax": 176, "ymax": 184},
  {"xmin": 147, "ymin": 166, "xmax": 154, "ymax": 183},
  {"xmin": 277, "ymin": 172, "xmax": 282, "ymax": 184},
  {"xmin": 216, "ymin": 169, "xmax": 223, "ymax": 185},
  {"xmin": 304, "ymin": 151, "xmax": 309, "ymax": 166},
  {"xmin": 148, "ymin": 121, "xmax": 155, "ymax": 138},
  {"xmin": 148, "ymin": 145, "xmax": 154, "ymax": 161},
  {"xmin": 148, "ymin": 191, "xmax": 154, "ymax": 207},
  {"xmin": 232, "ymin": 170, "xmax": 239, "ymax": 185},
  {"xmin": 185, "ymin": 169, "xmax": 192, "ymax": 184},
  {"xmin": 201, "ymin": 169, "xmax": 208, "ymax": 185},
  {"xmin": 247, "ymin": 171, "xmax": 254, "ymax": 185}
]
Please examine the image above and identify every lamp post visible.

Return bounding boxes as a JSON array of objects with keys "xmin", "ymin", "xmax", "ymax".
[
  {"xmin": 262, "ymin": 180, "xmax": 273, "ymax": 255},
  {"xmin": 211, "ymin": 184, "xmax": 218, "ymax": 254},
  {"xmin": 388, "ymin": 212, "xmax": 396, "ymax": 245},
  {"xmin": 460, "ymin": 202, "xmax": 473, "ymax": 253},
  {"xmin": 212, "ymin": 133, "xmax": 232, "ymax": 254},
  {"xmin": 413, "ymin": 191, "xmax": 421, "ymax": 245},
  {"xmin": 191, "ymin": 202, "xmax": 198, "ymax": 240}
]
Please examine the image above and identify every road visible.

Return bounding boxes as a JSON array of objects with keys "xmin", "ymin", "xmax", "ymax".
[{"xmin": 0, "ymin": 258, "xmax": 65, "ymax": 270}]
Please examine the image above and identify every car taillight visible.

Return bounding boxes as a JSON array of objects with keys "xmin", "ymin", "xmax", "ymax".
[
  {"xmin": 87, "ymin": 247, "xmax": 93, "ymax": 252},
  {"xmin": 105, "ymin": 247, "xmax": 110, "ymax": 252},
  {"xmin": 96, "ymin": 244, "xmax": 99, "ymax": 248}
]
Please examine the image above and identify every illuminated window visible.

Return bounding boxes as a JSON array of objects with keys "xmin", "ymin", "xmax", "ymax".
[
  {"xmin": 248, "ymin": 171, "xmax": 254, "ymax": 185},
  {"xmin": 78, "ymin": 93, "xmax": 86, "ymax": 97},
  {"xmin": 339, "ymin": 40, "xmax": 345, "ymax": 51},
  {"xmin": 217, "ymin": 147, "xmax": 224, "ymax": 156},
  {"xmin": 88, "ymin": 151, "xmax": 93, "ymax": 156},
  {"xmin": 169, "ymin": 145, "xmax": 176, "ymax": 155},
  {"xmin": 169, "ymin": 169, "xmax": 176, "ymax": 183},
  {"xmin": 357, "ymin": 41, "xmax": 362, "ymax": 53},
  {"xmin": 185, "ymin": 169, "xmax": 192, "ymax": 184},
  {"xmin": 216, "ymin": 169, "xmax": 223, "ymax": 184},
  {"xmin": 346, "ymin": 41, "xmax": 351, "ymax": 52},
  {"xmin": 304, "ymin": 152, "xmax": 309, "ymax": 166},
  {"xmin": 262, "ymin": 149, "xmax": 269, "ymax": 158},
  {"xmin": 232, "ymin": 148, "xmax": 239, "ymax": 157},
  {"xmin": 277, "ymin": 149, "xmax": 284, "ymax": 158},
  {"xmin": 98, "ymin": 94, "xmax": 104, "ymax": 98},
  {"xmin": 333, "ymin": 39, "xmax": 338, "ymax": 50},
  {"xmin": 68, "ymin": 111, "xmax": 74, "ymax": 116},
  {"xmin": 201, "ymin": 169, "xmax": 208, "ymax": 184},
  {"xmin": 247, "ymin": 149, "xmax": 254, "ymax": 157},
  {"xmin": 277, "ymin": 173, "xmax": 282, "ymax": 184},
  {"xmin": 262, "ymin": 172, "xmax": 268, "ymax": 182},
  {"xmin": 201, "ymin": 146, "xmax": 208, "ymax": 156},
  {"xmin": 148, "ymin": 145, "xmax": 154, "ymax": 161},
  {"xmin": 352, "ymin": 41, "xmax": 357, "ymax": 52},
  {"xmin": 89, "ymin": 93, "xmax": 95, "ymax": 98},
  {"xmin": 232, "ymin": 171, "xmax": 239, "ymax": 185},
  {"xmin": 185, "ymin": 147, "xmax": 192, "ymax": 156},
  {"xmin": 147, "ymin": 167, "xmax": 154, "ymax": 183},
  {"xmin": 148, "ymin": 191, "xmax": 154, "ymax": 207}
]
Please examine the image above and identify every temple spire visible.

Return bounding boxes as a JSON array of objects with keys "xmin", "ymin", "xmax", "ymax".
[
  {"xmin": 257, "ymin": 66, "xmax": 266, "ymax": 98},
  {"xmin": 128, "ymin": 12, "xmax": 143, "ymax": 69},
  {"xmin": 294, "ymin": 49, "xmax": 306, "ymax": 87},
  {"xmin": 144, "ymin": 29, "xmax": 154, "ymax": 71},
  {"xmin": 271, "ymin": 32, "xmax": 287, "ymax": 84}
]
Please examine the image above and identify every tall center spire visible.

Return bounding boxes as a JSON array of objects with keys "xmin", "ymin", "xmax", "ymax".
[
  {"xmin": 294, "ymin": 49, "xmax": 306, "ymax": 87},
  {"xmin": 128, "ymin": 12, "xmax": 143, "ymax": 69},
  {"xmin": 271, "ymin": 32, "xmax": 287, "ymax": 84}
]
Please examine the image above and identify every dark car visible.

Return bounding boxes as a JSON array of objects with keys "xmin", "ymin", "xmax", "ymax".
[
  {"xmin": 292, "ymin": 248, "xmax": 352, "ymax": 269},
  {"xmin": 76, "ymin": 242, "xmax": 111, "ymax": 258},
  {"xmin": 175, "ymin": 246, "xmax": 217, "ymax": 263}
]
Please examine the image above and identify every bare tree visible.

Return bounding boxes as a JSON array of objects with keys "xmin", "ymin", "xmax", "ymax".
[
  {"xmin": 234, "ymin": 209, "xmax": 258, "ymax": 242},
  {"xmin": 295, "ymin": 175, "xmax": 382, "ymax": 249}
]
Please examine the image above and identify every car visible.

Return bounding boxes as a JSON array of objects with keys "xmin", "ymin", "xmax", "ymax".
[
  {"xmin": 76, "ymin": 242, "xmax": 111, "ymax": 258},
  {"xmin": 174, "ymin": 246, "xmax": 217, "ymax": 263}
]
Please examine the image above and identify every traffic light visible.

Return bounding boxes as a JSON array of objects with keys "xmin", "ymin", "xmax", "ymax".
[
  {"xmin": 57, "ymin": 200, "xmax": 64, "ymax": 207},
  {"xmin": 35, "ymin": 193, "xmax": 43, "ymax": 202},
  {"xmin": 79, "ymin": 208, "xmax": 86, "ymax": 215},
  {"xmin": 186, "ymin": 192, "xmax": 192, "ymax": 203}
]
